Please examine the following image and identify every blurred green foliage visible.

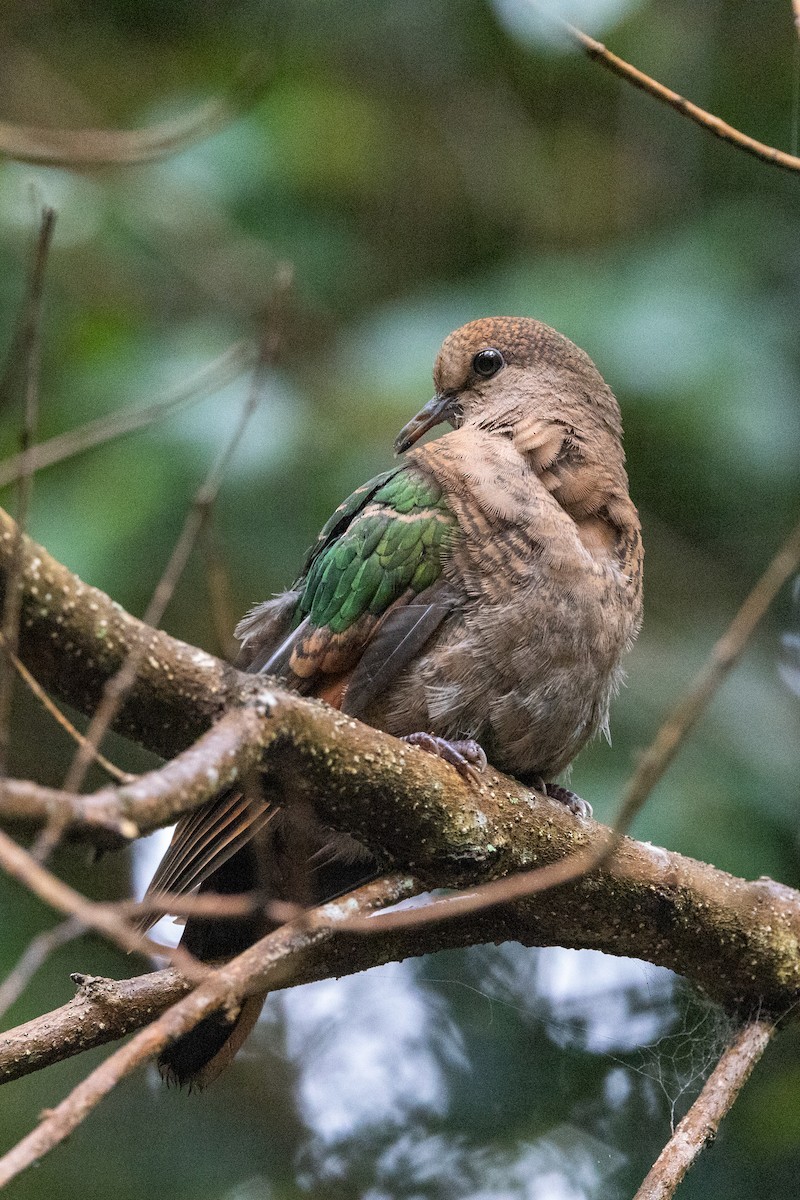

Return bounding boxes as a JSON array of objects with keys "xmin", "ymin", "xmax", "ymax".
[{"xmin": 0, "ymin": 1, "xmax": 799, "ymax": 1196}]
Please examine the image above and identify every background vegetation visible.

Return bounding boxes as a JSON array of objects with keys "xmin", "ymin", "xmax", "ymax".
[{"xmin": 0, "ymin": 1, "xmax": 798, "ymax": 1196}]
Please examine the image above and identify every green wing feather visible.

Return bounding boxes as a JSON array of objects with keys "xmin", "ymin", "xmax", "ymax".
[
  {"xmin": 297, "ymin": 467, "xmax": 454, "ymax": 638},
  {"xmin": 239, "ymin": 464, "xmax": 457, "ymax": 688},
  {"xmin": 142, "ymin": 473, "xmax": 455, "ymax": 967}
]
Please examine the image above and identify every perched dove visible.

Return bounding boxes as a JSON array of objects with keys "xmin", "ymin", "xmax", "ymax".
[{"xmin": 144, "ymin": 316, "xmax": 643, "ymax": 1086}]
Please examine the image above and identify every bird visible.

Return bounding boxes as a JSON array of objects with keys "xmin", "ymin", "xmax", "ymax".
[{"xmin": 143, "ymin": 315, "xmax": 643, "ymax": 1087}]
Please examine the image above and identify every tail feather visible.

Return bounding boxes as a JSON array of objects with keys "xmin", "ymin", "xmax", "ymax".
[
  {"xmin": 159, "ymin": 992, "xmax": 267, "ymax": 1089},
  {"xmin": 148, "ymin": 809, "xmax": 377, "ymax": 1088}
]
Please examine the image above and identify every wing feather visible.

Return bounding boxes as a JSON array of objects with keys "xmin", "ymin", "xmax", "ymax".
[{"xmin": 142, "ymin": 462, "xmax": 457, "ymax": 922}]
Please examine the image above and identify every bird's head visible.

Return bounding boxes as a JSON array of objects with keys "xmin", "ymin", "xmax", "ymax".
[{"xmin": 395, "ymin": 316, "xmax": 623, "ymax": 454}]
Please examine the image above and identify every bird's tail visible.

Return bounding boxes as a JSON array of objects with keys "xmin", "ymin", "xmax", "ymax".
[
  {"xmin": 159, "ymin": 992, "xmax": 267, "ymax": 1090},
  {"xmin": 145, "ymin": 798, "xmax": 376, "ymax": 1089},
  {"xmin": 156, "ymin": 832, "xmax": 274, "ymax": 1089}
]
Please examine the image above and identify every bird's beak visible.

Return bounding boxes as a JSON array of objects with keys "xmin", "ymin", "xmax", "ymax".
[{"xmin": 394, "ymin": 392, "xmax": 459, "ymax": 454}]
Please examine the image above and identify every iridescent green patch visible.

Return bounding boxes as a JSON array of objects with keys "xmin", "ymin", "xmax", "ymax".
[{"xmin": 298, "ymin": 466, "xmax": 454, "ymax": 634}]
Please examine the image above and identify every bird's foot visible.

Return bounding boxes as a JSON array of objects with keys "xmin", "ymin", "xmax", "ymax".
[
  {"xmin": 532, "ymin": 778, "xmax": 593, "ymax": 820},
  {"xmin": 402, "ymin": 733, "xmax": 487, "ymax": 784}
]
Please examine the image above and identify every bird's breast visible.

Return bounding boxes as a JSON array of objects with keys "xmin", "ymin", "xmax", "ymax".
[{"xmin": 380, "ymin": 429, "xmax": 641, "ymax": 777}]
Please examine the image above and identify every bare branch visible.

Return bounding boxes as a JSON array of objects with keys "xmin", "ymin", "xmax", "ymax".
[
  {"xmin": 2, "ymin": 508, "xmax": 800, "ymax": 1020},
  {"xmin": 0, "ymin": 706, "xmax": 276, "ymax": 846},
  {"xmin": 0, "ymin": 55, "xmax": 269, "ymax": 168},
  {"xmin": 0, "ymin": 829, "xmax": 207, "ymax": 981},
  {"xmin": 0, "ymin": 970, "xmax": 190, "ymax": 1086},
  {"xmin": 0, "ymin": 854, "xmax": 796, "ymax": 1089},
  {"xmin": 563, "ymin": 19, "xmax": 800, "ymax": 173},
  {"xmin": 0, "ymin": 503, "xmax": 237, "ymax": 757},
  {"xmin": 0, "ymin": 917, "xmax": 83, "ymax": 1020},
  {"xmin": 0, "ymin": 875, "xmax": 415, "ymax": 1188},
  {"xmin": 0, "ymin": 207, "xmax": 56, "ymax": 773},
  {"xmin": 0, "ymin": 340, "xmax": 255, "ymax": 490},
  {"xmin": 2, "ymin": 849, "xmax": 799, "ymax": 1092},
  {"xmin": 634, "ymin": 1019, "xmax": 775, "ymax": 1199}
]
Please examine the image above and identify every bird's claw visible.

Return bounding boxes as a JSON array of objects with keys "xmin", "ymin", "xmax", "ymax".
[
  {"xmin": 402, "ymin": 733, "xmax": 487, "ymax": 784},
  {"xmin": 543, "ymin": 782, "xmax": 592, "ymax": 820}
]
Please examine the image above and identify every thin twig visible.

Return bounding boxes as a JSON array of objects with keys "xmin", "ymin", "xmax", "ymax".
[
  {"xmin": 0, "ymin": 874, "xmax": 414, "ymax": 1189},
  {"xmin": 61, "ymin": 329, "xmax": 278, "ymax": 797},
  {"xmin": 0, "ymin": 55, "xmax": 269, "ymax": 168},
  {"xmin": 0, "ymin": 917, "xmax": 83, "ymax": 1021},
  {"xmin": 347, "ymin": 514, "xmax": 800, "ymax": 934},
  {"xmin": 561, "ymin": 18, "xmax": 800, "ymax": 173},
  {"xmin": 612, "ymin": 513, "xmax": 800, "ymax": 833},
  {"xmin": 0, "ymin": 633, "xmax": 134, "ymax": 783},
  {"xmin": 0, "ymin": 829, "xmax": 207, "ymax": 981},
  {"xmin": 0, "ymin": 208, "xmax": 56, "ymax": 775},
  {"xmin": 634, "ymin": 1019, "xmax": 775, "ymax": 1199},
  {"xmin": 201, "ymin": 517, "xmax": 240, "ymax": 662},
  {"xmin": 0, "ymin": 705, "xmax": 276, "ymax": 845},
  {"xmin": 118, "ymin": 891, "xmax": 282, "ymax": 922},
  {"xmin": 0, "ymin": 340, "xmax": 254, "ymax": 490}
]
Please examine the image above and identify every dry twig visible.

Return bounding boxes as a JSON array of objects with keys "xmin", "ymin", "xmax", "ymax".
[
  {"xmin": 0, "ymin": 340, "xmax": 254, "ymax": 490},
  {"xmin": 0, "ymin": 917, "xmax": 84, "ymax": 1021},
  {"xmin": 0, "ymin": 874, "xmax": 415, "ymax": 1189},
  {"xmin": 0, "ymin": 829, "xmax": 206, "ymax": 981},
  {"xmin": 0, "ymin": 706, "xmax": 275, "ymax": 845},
  {"xmin": 0, "ymin": 56, "xmax": 268, "ymax": 168},
  {"xmin": 61, "ymin": 330, "xmax": 275, "ymax": 796},
  {"xmin": 0, "ymin": 633, "xmax": 133, "ymax": 783},
  {"xmin": 563, "ymin": 19, "xmax": 800, "ymax": 174},
  {"xmin": 610, "ymin": 513, "xmax": 800, "ymax": 832},
  {"xmin": 201, "ymin": 517, "xmax": 240, "ymax": 661},
  {"xmin": 0, "ymin": 207, "xmax": 55, "ymax": 773},
  {"xmin": 634, "ymin": 1018, "xmax": 775, "ymax": 1199}
]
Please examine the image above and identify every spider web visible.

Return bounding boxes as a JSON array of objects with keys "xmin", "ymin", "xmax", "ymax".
[{"xmin": 614, "ymin": 987, "xmax": 737, "ymax": 1133}]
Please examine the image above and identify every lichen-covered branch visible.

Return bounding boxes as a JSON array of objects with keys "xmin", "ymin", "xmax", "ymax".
[
  {"xmin": 0, "ymin": 875, "xmax": 415, "ymax": 1188},
  {"xmin": 0, "ymin": 697, "xmax": 277, "ymax": 847},
  {"xmin": 2, "ymin": 505, "xmax": 800, "ymax": 1035}
]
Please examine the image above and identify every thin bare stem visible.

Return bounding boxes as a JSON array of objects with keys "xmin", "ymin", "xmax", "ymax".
[
  {"xmin": 201, "ymin": 517, "xmax": 240, "ymax": 661},
  {"xmin": 61, "ymin": 337, "xmax": 274, "ymax": 797},
  {"xmin": 0, "ymin": 829, "xmax": 207, "ymax": 981},
  {"xmin": 0, "ymin": 917, "xmax": 83, "ymax": 1020},
  {"xmin": 0, "ymin": 874, "xmax": 414, "ymax": 1189},
  {"xmin": 119, "ymin": 891, "xmax": 269, "ymax": 922},
  {"xmin": 0, "ymin": 55, "xmax": 269, "ymax": 168},
  {"xmin": 0, "ymin": 633, "xmax": 133, "ymax": 783},
  {"xmin": 0, "ymin": 705, "xmax": 276, "ymax": 846},
  {"xmin": 634, "ymin": 1019, "xmax": 775, "ymax": 1199},
  {"xmin": 0, "ymin": 340, "xmax": 254, "ymax": 490},
  {"xmin": 562, "ymin": 18, "xmax": 800, "ymax": 173},
  {"xmin": 0, "ymin": 208, "xmax": 55, "ymax": 774},
  {"xmin": 612, "ymin": 513, "xmax": 800, "ymax": 833}
]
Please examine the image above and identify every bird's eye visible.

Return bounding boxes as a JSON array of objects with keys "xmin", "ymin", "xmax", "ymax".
[{"xmin": 472, "ymin": 348, "xmax": 504, "ymax": 378}]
